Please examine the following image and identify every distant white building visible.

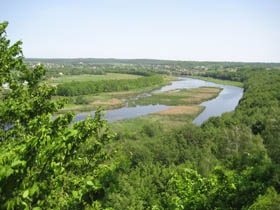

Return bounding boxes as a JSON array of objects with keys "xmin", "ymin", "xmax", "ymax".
[
  {"xmin": 2, "ymin": 83, "xmax": 9, "ymax": 90},
  {"xmin": 59, "ymin": 72, "xmax": 64, "ymax": 76},
  {"xmin": 2, "ymin": 81, "xmax": 28, "ymax": 90}
]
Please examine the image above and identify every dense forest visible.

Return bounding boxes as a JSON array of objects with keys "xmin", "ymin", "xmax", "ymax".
[{"xmin": 1, "ymin": 22, "xmax": 280, "ymax": 209}]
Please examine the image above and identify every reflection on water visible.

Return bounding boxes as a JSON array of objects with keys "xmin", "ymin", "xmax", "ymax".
[{"xmin": 73, "ymin": 77, "xmax": 243, "ymax": 125}]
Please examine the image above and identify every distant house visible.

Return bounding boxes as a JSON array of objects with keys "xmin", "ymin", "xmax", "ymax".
[
  {"xmin": 31, "ymin": 62, "xmax": 41, "ymax": 68},
  {"xmin": 2, "ymin": 81, "xmax": 28, "ymax": 90},
  {"xmin": 2, "ymin": 83, "xmax": 9, "ymax": 90}
]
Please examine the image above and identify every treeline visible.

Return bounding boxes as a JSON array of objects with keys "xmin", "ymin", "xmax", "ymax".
[
  {"xmin": 44, "ymin": 66, "xmax": 159, "ymax": 79},
  {"xmin": 195, "ymin": 66, "xmax": 275, "ymax": 82},
  {"xmin": 104, "ymin": 69, "xmax": 154, "ymax": 76},
  {"xmin": 57, "ymin": 75, "xmax": 164, "ymax": 96},
  {"xmin": 103, "ymin": 67, "xmax": 172, "ymax": 76},
  {"xmin": 25, "ymin": 58, "xmax": 280, "ymax": 68},
  {"xmin": 44, "ymin": 67, "xmax": 105, "ymax": 78}
]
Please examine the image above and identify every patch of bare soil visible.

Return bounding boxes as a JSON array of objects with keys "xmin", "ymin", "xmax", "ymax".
[
  {"xmin": 49, "ymin": 83, "xmax": 59, "ymax": 87},
  {"xmin": 194, "ymin": 93, "xmax": 214, "ymax": 99},
  {"xmin": 153, "ymin": 87, "xmax": 220, "ymax": 97},
  {"xmin": 91, "ymin": 98, "xmax": 123, "ymax": 105},
  {"xmin": 105, "ymin": 91, "xmax": 135, "ymax": 95},
  {"xmin": 191, "ymin": 87, "xmax": 221, "ymax": 93},
  {"xmin": 156, "ymin": 105, "xmax": 200, "ymax": 115}
]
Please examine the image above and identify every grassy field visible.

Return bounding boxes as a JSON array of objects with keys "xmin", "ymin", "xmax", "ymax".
[
  {"xmin": 47, "ymin": 73, "xmax": 142, "ymax": 85},
  {"xmin": 189, "ymin": 76, "xmax": 244, "ymax": 87}
]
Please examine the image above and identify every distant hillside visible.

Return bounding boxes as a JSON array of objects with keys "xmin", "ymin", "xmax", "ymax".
[{"xmin": 24, "ymin": 58, "xmax": 280, "ymax": 68}]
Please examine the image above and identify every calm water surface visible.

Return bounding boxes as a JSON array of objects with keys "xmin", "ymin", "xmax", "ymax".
[
  {"xmin": 192, "ymin": 85, "xmax": 243, "ymax": 125},
  {"xmin": 73, "ymin": 77, "xmax": 243, "ymax": 125}
]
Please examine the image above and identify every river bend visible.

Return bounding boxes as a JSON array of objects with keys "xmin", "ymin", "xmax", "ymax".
[{"xmin": 73, "ymin": 77, "xmax": 244, "ymax": 125}]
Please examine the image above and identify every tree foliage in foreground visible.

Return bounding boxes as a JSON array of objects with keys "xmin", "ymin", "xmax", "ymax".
[{"xmin": 0, "ymin": 22, "xmax": 116, "ymax": 209}]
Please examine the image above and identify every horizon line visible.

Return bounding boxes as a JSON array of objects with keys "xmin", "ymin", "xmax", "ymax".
[{"xmin": 24, "ymin": 57, "xmax": 280, "ymax": 64}]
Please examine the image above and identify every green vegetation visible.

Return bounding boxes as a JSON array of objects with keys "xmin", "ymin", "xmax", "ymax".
[
  {"xmin": 57, "ymin": 75, "xmax": 164, "ymax": 96},
  {"xmin": 110, "ymin": 106, "xmax": 205, "ymax": 135},
  {"xmin": 0, "ymin": 22, "xmax": 116, "ymax": 209},
  {"xmin": 1, "ymin": 22, "xmax": 280, "ymax": 209},
  {"xmin": 26, "ymin": 56, "xmax": 280, "ymax": 81},
  {"xmin": 110, "ymin": 87, "xmax": 221, "ymax": 134},
  {"xmin": 25, "ymin": 57, "xmax": 280, "ymax": 69},
  {"xmin": 55, "ymin": 76, "xmax": 174, "ymax": 112},
  {"xmin": 103, "ymin": 68, "xmax": 280, "ymax": 209},
  {"xmin": 43, "ymin": 66, "xmax": 105, "ymax": 79}
]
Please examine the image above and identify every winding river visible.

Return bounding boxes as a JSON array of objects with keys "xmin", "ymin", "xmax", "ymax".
[{"xmin": 73, "ymin": 77, "xmax": 243, "ymax": 125}]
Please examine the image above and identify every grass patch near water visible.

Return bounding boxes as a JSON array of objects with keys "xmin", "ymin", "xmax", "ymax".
[
  {"xmin": 110, "ymin": 86, "xmax": 220, "ymax": 133},
  {"xmin": 190, "ymin": 76, "xmax": 244, "ymax": 87},
  {"xmin": 128, "ymin": 87, "xmax": 222, "ymax": 107},
  {"xmin": 110, "ymin": 106, "xmax": 205, "ymax": 135}
]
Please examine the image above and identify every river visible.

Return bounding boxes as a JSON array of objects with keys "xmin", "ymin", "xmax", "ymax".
[{"xmin": 73, "ymin": 77, "xmax": 244, "ymax": 125}]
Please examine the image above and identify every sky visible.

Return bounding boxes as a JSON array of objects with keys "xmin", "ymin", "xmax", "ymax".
[{"xmin": 1, "ymin": 0, "xmax": 280, "ymax": 62}]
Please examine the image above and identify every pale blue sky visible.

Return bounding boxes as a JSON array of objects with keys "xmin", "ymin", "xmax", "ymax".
[{"xmin": 1, "ymin": 0, "xmax": 280, "ymax": 62}]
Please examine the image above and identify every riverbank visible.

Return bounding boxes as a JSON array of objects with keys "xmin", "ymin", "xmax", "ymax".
[
  {"xmin": 110, "ymin": 87, "xmax": 222, "ymax": 134},
  {"xmin": 56, "ymin": 75, "xmax": 178, "ymax": 113},
  {"xmin": 128, "ymin": 87, "xmax": 222, "ymax": 107},
  {"xmin": 189, "ymin": 76, "xmax": 244, "ymax": 87},
  {"xmin": 68, "ymin": 77, "xmax": 243, "ymax": 132},
  {"xmin": 71, "ymin": 76, "xmax": 244, "ymax": 129},
  {"xmin": 110, "ymin": 105, "xmax": 205, "ymax": 134}
]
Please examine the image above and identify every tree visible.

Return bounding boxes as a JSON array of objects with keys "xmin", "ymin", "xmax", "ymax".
[
  {"xmin": 248, "ymin": 187, "xmax": 280, "ymax": 210},
  {"xmin": 0, "ymin": 21, "xmax": 115, "ymax": 209}
]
